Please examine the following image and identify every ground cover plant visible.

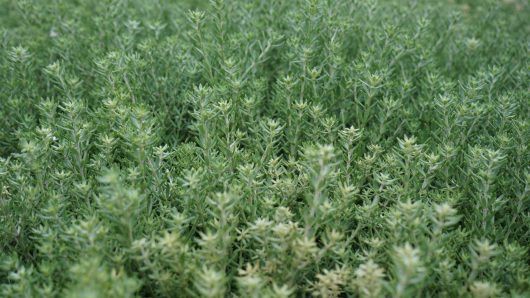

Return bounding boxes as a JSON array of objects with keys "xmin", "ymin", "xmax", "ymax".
[{"xmin": 0, "ymin": 0, "xmax": 529, "ymax": 297}]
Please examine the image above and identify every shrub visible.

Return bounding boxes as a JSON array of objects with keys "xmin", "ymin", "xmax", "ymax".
[{"xmin": 0, "ymin": 0, "xmax": 529, "ymax": 296}]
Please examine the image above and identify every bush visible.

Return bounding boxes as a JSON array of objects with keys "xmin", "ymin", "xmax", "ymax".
[{"xmin": 1, "ymin": 0, "xmax": 529, "ymax": 296}]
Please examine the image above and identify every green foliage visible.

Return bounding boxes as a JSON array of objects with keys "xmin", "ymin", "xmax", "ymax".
[{"xmin": 1, "ymin": 0, "xmax": 529, "ymax": 296}]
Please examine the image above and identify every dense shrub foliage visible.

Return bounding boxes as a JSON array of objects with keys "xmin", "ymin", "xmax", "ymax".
[{"xmin": 1, "ymin": 0, "xmax": 529, "ymax": 297}]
